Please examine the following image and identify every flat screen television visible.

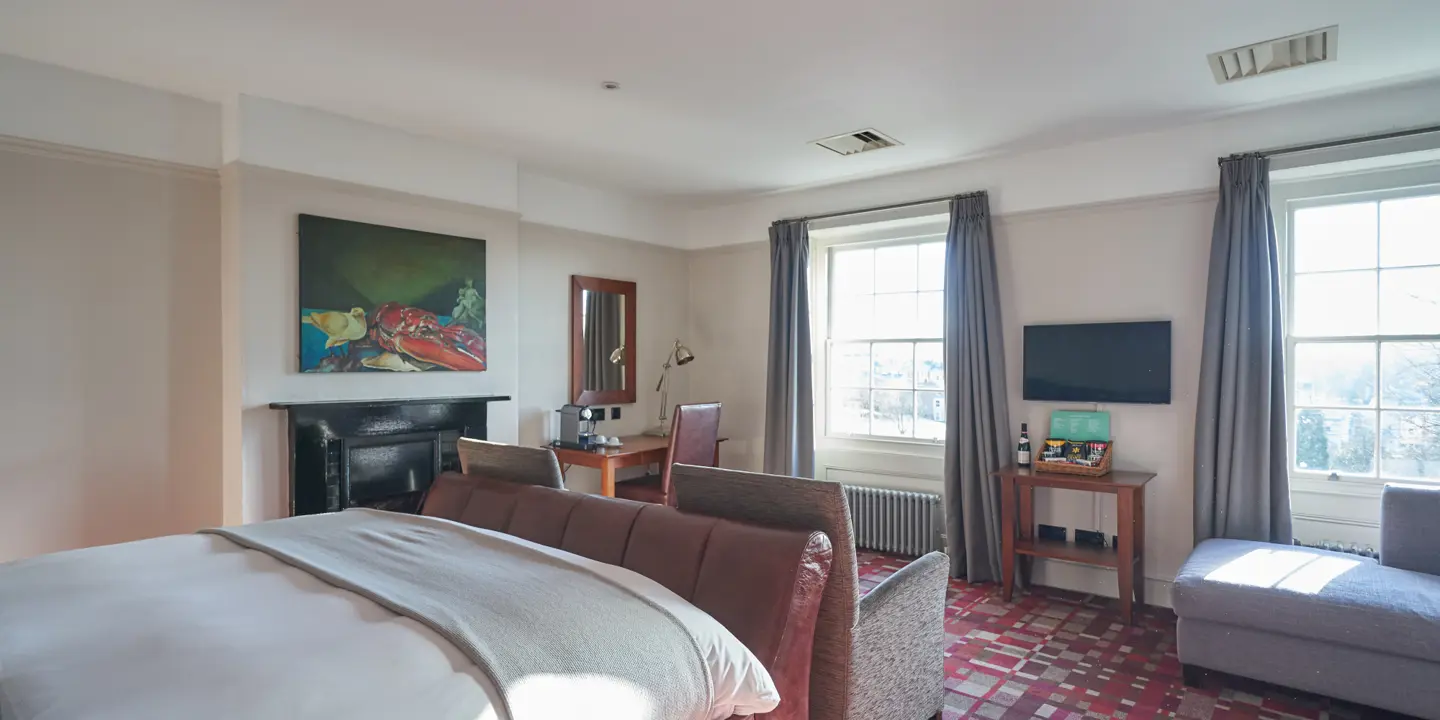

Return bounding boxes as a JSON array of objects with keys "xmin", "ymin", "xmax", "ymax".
[{"xmin": 1023, "ymin": 321, "xmax": 1172, "ymax": 404}]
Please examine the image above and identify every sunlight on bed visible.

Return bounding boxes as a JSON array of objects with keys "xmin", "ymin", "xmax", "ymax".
[
  {"xmin": 480, "ymin": 674, "xmax": 657, "ymax": 719},
  {"xmin": 1204, "ymin": 548, "xmax": 1360, "ymax": 594}
]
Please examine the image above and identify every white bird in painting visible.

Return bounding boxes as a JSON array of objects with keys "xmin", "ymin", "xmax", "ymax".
[{"xmin": 303, "ymin": 307, "xmax": 367, "ymax": 348}]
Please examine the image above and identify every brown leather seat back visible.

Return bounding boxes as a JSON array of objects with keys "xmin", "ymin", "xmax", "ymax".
[
  {"xmin": 508, "ymin": 489, "xmax": 585, "ymax": 546},
  {"xmin": 419, "ymin": 472, "xmax": 831, "ymax": 720},
  {"xmin": 560, "ymin": 495, "xmax": 646, "ymax": 565},
  {"xmin": 622, "ymin": 507, "xmax": 719, "ymax": 598}
]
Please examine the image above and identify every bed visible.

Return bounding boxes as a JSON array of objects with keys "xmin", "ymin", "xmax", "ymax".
[{"xmin": 0, "ymin": 472, "xmax": 832, "ymax": 720}]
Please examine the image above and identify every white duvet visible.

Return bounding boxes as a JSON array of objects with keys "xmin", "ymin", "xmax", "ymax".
[{"xmin": 0, "ymin": 523, "xmax": 778, "ymax": 720}]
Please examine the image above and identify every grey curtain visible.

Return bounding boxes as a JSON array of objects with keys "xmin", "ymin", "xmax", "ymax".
[
  {"xmin": 584, "ymin": 291, "xmax": 624, "ymax": 391},
  {"xmin": 943, "ymin": 192, "xmax": 1011, "ymax": 583},
  {"xmin": 763, "ymin": 220, "xmax": 815, "ymax": 478},
  {"xmin": 1194, "ymin": 155, "xmax": 1292, "ymax": 544}
]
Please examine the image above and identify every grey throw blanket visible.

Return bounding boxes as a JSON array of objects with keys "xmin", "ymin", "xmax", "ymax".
[{"xmin": 201, "ymin": 509, "xmax": 711, "ymax": 720}]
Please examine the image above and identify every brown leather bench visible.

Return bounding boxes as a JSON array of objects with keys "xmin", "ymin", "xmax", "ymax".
[{"xmin": 420, "ymin": 471, "xmax": 833, "ymax": 720}]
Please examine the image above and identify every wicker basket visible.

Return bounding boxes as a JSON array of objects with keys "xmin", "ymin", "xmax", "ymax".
[{"xmin": 1033, "ymin": 440, "xmax": 1114, "ymax": 477}]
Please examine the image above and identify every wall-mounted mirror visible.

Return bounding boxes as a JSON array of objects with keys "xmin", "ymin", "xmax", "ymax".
[{"xmin": 571, "ymin": 275, "xmax": 637, "ymax": 405}]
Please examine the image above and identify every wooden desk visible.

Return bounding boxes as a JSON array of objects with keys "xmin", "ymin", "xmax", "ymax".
[
  {"xmin": 548, "ymin": 435, "xmax": 725, "ymax": 497},
  {"xmin": 994, "ymin": 465, "xmax": 1156, "ymax": 624}
]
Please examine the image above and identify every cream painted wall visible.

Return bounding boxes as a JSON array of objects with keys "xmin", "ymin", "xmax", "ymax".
[
  {"xmin": 995, "ymin": 193, "xmax": 1214, "ymax": 607},
  {"xmin": 0, "ymin": 140, "xmax": 221, "ymax": 562},
  {"xmin": 687, "ymin": 192, "xmax": 1216, "ymax": 606},
  {"xmin": 686, "ymin": 242, "xmax": 771, "ymax": 471},
  {"xmin": 517, "ymin": 223, "xmax": 691, "ymax": 494},
  {"xmin": 233, "ymin": 164, "xmax": 521, "ymax": 523}
]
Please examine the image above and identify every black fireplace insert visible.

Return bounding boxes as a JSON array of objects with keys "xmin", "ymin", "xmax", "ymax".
[{"xmin": 271, "ymin": 395, "xmax": 510, "ymax": 516}]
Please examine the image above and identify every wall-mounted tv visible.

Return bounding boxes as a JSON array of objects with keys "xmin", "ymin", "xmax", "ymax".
[{"xmin": 1022, "ymin": 321, "xmax": 1172, "ymax": 405}]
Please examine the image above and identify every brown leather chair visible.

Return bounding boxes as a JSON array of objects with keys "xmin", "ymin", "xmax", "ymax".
[{"xmin": 614, "ymin": 402, "xmax": 720, "ymax": 506}]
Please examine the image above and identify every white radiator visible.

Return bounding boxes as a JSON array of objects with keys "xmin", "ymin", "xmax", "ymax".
[{"xmin": 842, "ymin": 485, "xmax": 943, "ymax": 557}]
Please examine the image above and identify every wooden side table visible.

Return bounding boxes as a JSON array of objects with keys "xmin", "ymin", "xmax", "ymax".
[{"xmin": 994, "ymin": 465, "xmax": 1156, "ymax": 624}]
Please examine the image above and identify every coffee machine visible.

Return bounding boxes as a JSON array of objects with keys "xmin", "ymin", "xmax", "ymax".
[{"xmin": 556, "ymin": 404, "xmax": 598, "ymax": 450}]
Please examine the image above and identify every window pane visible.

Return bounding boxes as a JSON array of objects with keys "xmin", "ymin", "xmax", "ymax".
[
  {"xmin": 1293, "ymin": 202, "xmax": 1377, "ymax": 273},
  {"xmin": 870, "ymin": 390, "xmax": 915, "ymax": 438},
  {"xmin": 1381, "ymin": 342, "xmax": 1440, "ymax": 410},
  {"xmin": 916, "ymin": 291, "xmax": 943, "ymax": 339},
  {"xmin": 873, "ymin": 293, "xmax": 917, "ymax": 339},
  {"xmin": 832, "ymin": 248, "xmax": 874, "ymax": 294},
  {"xmin": 1380, "ymin": 195, "xmax": 1440, "ymax": 268},
  {"xmin": 832, "ymin": 293, "xmax": 874, "ymax": 339},
  {"xmin": 918, "ymin": 242, "xmax": 945, "ymax": 291},
  {"xmin": 916, "ymin": 391, "xmax": 945, "ymax": 440},
  {"xmin": 831, "ymin": 342, "xmax": 871, "ymax": 388},
  {"xmin": 1293, "ymin": 342, "xmax": 1375, "ymax": 407},
  {"xmin": 1292, "ymin": 271, "xmax": 1377, "ymax": 337},
  {"xmin": 1380, "ymin": 266, "xmax": 1440, "ymax": 335},
  {"xmin": 1293, "ymin": 409, "xmax": 1375, "ymax": 475},
  {"xmin": 1381, "ymin": 411, "xmax": 1440, "ymax": 480},
  {"xmin": 874, "ymin": 245, "xmax": 918, "ymax": 292},
  {"xmin": 915, "ymin": 342, "xmax": 944, "ymax": 390},
  {"xmin": 871, "ymin": 342, "xmax": 914, "ymax": 389},
  {"xmin": 829, "ymin": 388, "xmax": 870, "ymax": 435}
]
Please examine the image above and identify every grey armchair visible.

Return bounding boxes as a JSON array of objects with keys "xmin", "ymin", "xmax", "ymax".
[{"xmin": 672, "ymin": 464, "xmax": 950, "ymax": 720}]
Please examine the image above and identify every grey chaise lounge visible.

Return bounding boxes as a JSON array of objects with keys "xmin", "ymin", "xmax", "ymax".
[
  {"xmin": 672, "ymin": 464, "xmax": 950, "ymax": 720},
  {"xmin": 1173, "ymin": 483, "xmax": 1440, "ymax": 719}
]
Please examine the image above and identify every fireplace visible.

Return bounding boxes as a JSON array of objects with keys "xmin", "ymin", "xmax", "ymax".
[{"xmin": 270, "ymin": 396, "xmax": 510, "ymax": 516}]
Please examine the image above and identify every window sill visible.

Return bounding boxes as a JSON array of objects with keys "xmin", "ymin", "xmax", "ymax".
[
  {"xmin": 1291, "ymin": 474, "xmax": 1440, "ymax": 498},
  {"xmin": 818, "ymin": 434, "xmax": 945, "ymax": 459}
]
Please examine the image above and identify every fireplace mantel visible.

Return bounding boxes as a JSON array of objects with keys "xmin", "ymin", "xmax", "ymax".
[
  {"xmin": 272, "ymin": 395, "xmax": 511, "ymax": 516},
  {"xmin": 269, "ymin": 395, "xmax": 510, "ymax": 410}
]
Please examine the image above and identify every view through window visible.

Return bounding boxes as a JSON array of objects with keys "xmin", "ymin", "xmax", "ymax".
[
  {"xmin": 825, "ymin": 239, "xmax": 945, "ymax": 441},
  {"xmin": 1288, "ymin": 192, "xmax": 1440, "ymax": 482}
]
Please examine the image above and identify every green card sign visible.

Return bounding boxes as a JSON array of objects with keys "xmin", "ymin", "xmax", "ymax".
[{"xmin": 1049, "ymin": 410, "xmax": 1110, "ymax": 441}]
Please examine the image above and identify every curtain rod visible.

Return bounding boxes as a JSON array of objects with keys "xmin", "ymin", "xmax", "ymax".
[
  {"xmin": 778, "ymin": 189, "xmax": 986, "ymax": 226},
  {"xmin": 1219, "ymin": 124, "xmax": 1440, "ymax": 166}
]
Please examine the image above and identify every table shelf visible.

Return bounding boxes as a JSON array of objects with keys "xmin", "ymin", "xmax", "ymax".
[{"xmin": 1014, "ymin": 538, "xmax": 1144, "ymax": 569}]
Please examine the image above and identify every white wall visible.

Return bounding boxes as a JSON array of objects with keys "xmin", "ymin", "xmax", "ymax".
[
  {"xmin": 686, "ymin": 242, "xmax": 772, "ymax": 471},
  {"xmin": 681, "ymin": 77, "xmax": 1440, "ymax": 251},
  {"xmin": 234, "ymin": 164, "xmax": 521, "ymax": 522},
  {"xmin": 0, "ymin": 139, "xmax": 221, "ymax": 562},
  {"xmin": 226, "ymin": 96, "xmax": 520, "ymax": 213},
  {"xmin": 996, "ymin": 193, "xmax": 1214, "ymax": 606},
  {"xmin": 517, "ymin": 223, "xmax": 692, "ymax": 493},
  {"xmin": 0, "ymin": 53, "xmax": 220, "ymax": 168}
]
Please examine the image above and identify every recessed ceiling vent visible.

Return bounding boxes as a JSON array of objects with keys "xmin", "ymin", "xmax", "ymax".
[
  {"xmin": 812, "ymin": 129, "xmax": 901, "ymax": 156},
  {"xmin": 1209, "ymin": 26, "xmax": 1338, "ymax": 84}
]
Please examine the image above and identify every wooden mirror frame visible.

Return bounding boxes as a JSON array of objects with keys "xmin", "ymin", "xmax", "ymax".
[{"xmin": 570, "ymin": 275, "xmax": 638, "ymax": 405}]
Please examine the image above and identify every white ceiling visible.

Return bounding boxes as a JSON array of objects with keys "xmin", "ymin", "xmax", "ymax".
[{"xmin": 4, "ymin": 0, "xmax": 1440, "ymax": 200}]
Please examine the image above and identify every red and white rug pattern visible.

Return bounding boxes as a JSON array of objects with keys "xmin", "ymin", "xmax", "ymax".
[{"xmin": 855, "ymin": 551, "xmax": 1390, "ymax": 720}]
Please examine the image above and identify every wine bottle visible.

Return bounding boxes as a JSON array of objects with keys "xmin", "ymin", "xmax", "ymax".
[{"xmin": 1017, "ymin": 423, "xmax": 1032, "ymax": 468}]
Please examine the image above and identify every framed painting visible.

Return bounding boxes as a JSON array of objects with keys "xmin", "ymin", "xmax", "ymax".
[{"xmin": 298, "ymin": 214, "xmax": 486, "ymax": 373}]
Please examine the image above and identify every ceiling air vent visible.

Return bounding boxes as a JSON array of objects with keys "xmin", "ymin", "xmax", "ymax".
[
  {"xmin": 812, "ymin": 129, "xmax": 901, "ymax": 156},
  {"xmin": 1209, "ymin": 26, "xmax": 1338, "ymax": 84}
]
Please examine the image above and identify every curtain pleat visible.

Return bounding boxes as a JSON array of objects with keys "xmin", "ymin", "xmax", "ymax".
[
  {"xmin": 763, "ymin": 220, "xmax": 815, "ymax": 478},
  {"xmin": 942, "ymin": 192, "xmax": 1012, "ymax": 582},
  {"xmin": 1194, "ymin": 155, "xmax": 1292, "ymax": 544}
]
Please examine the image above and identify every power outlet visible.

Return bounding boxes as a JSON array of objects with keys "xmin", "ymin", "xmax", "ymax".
[
  {"xmin": 1037, "ymin": 524, "xmax": 1067, "ymax": 542},
  {"xmin": 1075, "ymin": 529, "xmax": 1107, "ymax": 548},
  {"xmin": 610, "ymin": 407, "xmax": 622, "ymax": 420}
]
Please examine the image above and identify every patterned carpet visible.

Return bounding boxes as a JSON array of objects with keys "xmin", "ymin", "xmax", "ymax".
[{"xmin": 855, "ymin": 551, "xmax": 1398, "ymax": 720}]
